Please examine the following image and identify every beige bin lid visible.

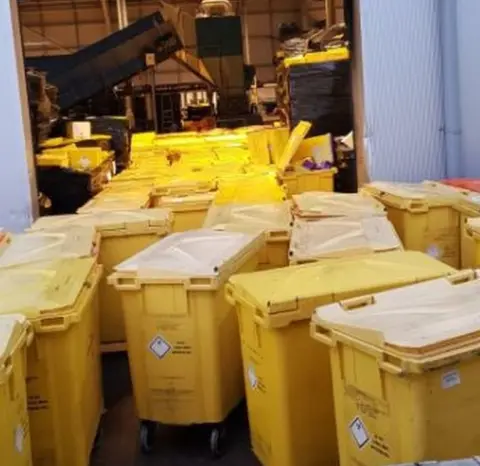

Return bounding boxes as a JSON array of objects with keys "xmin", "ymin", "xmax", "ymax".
[
  {"xmin": 78, "ymin": 193, "xmax": 151, "ymax": 213},
  {"xmin": 363, "ymin": 181, "xmax": 465, "ymax": 206},
  {"xmin": 156, "ymin": 192, "xmax": 215, "ymax": 210},
  {"xmin": 313, "ymin": 272, "xmax": 480, "ymax": 360},
  {"xmin": 289, "ymin": 217, "xmax": 402, "ymax": 263},
  {"xmin": 227, "ymin": 251, "xmax": 454, "ymax": 328},
  {"xmin": 293, "ymin": 192, "xmax": 386, "ymax": 218},
  {"xmin": 0, "ymin": 258, "xmax": 97, "ymax": 320},
  {"xmin": 114, "ymin": 229, "xmax": 264, "ymax": 280},
  {"xmin": 30, "ymin": 209, "xmax": 172, "ymax": 234},
  {"xmin": 0, "ymin": 226, "xmax": 97, "ymax": 269},
  {"xmin": 204, "ymin": 202, "xmax": 292, "ymax": 234},
  {"xmin": 0, "ymin": 314, "xmax": 29, "ymax": 371}
]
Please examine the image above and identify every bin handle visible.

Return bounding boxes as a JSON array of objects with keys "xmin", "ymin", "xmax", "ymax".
[
  {"xmin": 311, "ymin": 324, "xmax": 336, "ymax": 347},
  {"xmin": 25, "ymin": 324, "xmax": 35, "ymax": 347},
  {"xmin": 224, "ymin": 284, "xmax": 236, "ymax": 306},
  {"xmin": 379, "ymin": 360, "xmax": 403, "ymax": 375},
  {"xmin": 448, "ymin": 270, "xmax": 477, "ymax": 285},
  {"xmin": 340, "ymin": 295, "xmax": 375, "ymax": 311},
  {"xmin": 0, "ymin": 356, "xmax": 13, "ymax": 382}
]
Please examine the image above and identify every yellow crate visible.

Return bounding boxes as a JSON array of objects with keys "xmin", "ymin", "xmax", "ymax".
[
  {"xmin": 0, "ymin": 258, "xmax": 103, "ymax": 466},
  {"xmin": 0, "ymin": 314, "xmax": 33, "ymax": 466},
  {"xmin": 204, "ymin": 202, "xmax": 292, "ymax": 270},
  {"xmin": 36, "ymin": 152, "xmax": 70, "ymax": 168},
  {"xmin": 281, "ymin": 167, "xmax": 336, "ymax": 197},
  {"xmin": 108, "ymin": 230, "xmax": 264, "ymax": 449},
  {"xmin": 289, "ymin": 217, "xmax": 403, "ymax": 264},
  {"xmin": 0, "ymin": 226, "xmax": 99, "ymax": 269},
  {"xmin": 151, "ymin": 176, "xmax": 215, "ymax": 199},
  {"xmin": 68, "ymin": 148, "xmax": 111, "ymax": 171},
  {"xmin": 225, "ymin": 251, "xmax": 455, "ymax": 466},
  {"xmin": 293, "ymin": 134, "xmax": 334, "ymax": 165},
  {"xmin": 311, "ymin": 271, "xmax": 480, "ymax": 465},
  {"xmin": 363, "ymin": 181, "xmax": 467, "ymax": 268},
  {"xmin": 215, "ymin": 174, "xmax": 286, "ymax": 205},
  {"xmin": 292, "ymin": 192, "xmax": 386, "ymax": 219},
  {"xmin": 276, "ymin": 121, "xmax": 312, "ymax": 172},
  {"xmin": 30, "ymin": 209, "xmax": 172, "ymax": 352},
  {"xmin": 283, "ymin": 47, "xmax": 350, "ymax": 69},
  {"xmin": 153, "ymin": 192, "xmax": 215, "ymax": 232}
]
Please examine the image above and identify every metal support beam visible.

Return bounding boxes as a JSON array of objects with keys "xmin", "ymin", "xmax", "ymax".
[
  {"xmin": 99, "ymin": 0, "xmax": 112, "ymax": 34},
  {"xmin": 325, "ymin": 0, "xmax": 336, "ymax": 27},
  {"xmin": 22, "ymin": 25, "xmax": 72, "ymax": 53}
]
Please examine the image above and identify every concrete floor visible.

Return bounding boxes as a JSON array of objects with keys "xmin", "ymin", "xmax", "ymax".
[{"xmin": 91, "ymin": 353, "xmax": 260, "ymax": 466}]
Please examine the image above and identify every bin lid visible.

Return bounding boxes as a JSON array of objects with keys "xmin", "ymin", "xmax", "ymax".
[
  {"xmin": 0, "ymin": 226, "xmax": 97, "ymax": 269},
  {"xmin": 289, "ymin": 217, "xmax": 402, "ymax": 262},
  {"xmin": 204, "ymin": 202, "xmax": 292, "ymax": 234},
  {"xmin": 227, "ymin": 251, "xmax": 454, "ymax": 327},
  {"xmin": 313, "ymin": 272, "xmax": 480, "ymax": 360},
  {"xmin": 77, "ymin": 193, "xmax": 151, "ymax": 213},
  {"xmin": 114, "ymin": 229, "xmax": 264, "ymax": 280},
  {"xmin": 30, "ymin": 209, "xmax": 172, "ymax": 235},
  {"xmin": 0, "ymin": 258, "xmax": 96, "ymax": 320},
  {"xmin": 363, "ymin": 181, "xmax": 465, "ymax": 207},
  {"xmin": 276, "ymin": 121, "xmax": 312, "ymax": 173},
  {"xmin": 157, "ymin": 192, "xmax": 215, "ymax": 209},
  {"xmin": 0, "ymin": 314, "xmax": 28, "ymax": 371},
  {"xmin": 293, "ymin": 192, "xmax": 386, "ymax": 218}
]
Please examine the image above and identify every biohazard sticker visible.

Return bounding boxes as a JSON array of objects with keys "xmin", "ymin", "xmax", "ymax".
[
  {"xmin": 349, "ymin": 416, "xmax": 370, "ymax": 449},
  {"xmin": 149, "ymin": 335, "xmax": 172, "ymax": 359}
]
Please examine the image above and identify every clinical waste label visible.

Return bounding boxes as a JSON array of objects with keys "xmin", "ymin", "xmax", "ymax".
[
  {"xmin": 149, "ymin": 335, "xmax": 172, "ymax": 359},
  {"xmin": 349, "ymin": 416, "xmax": 370, "ymax": 449}
]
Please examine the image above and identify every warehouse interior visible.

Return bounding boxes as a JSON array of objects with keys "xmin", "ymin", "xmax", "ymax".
[{"xmin": 3, "ymin": 1, "xmax": 480, "ymax": 466}]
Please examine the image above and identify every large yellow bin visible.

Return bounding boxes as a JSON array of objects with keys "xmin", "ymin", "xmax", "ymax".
[
  {"xmin": 203, "ymin": 202, "xmax": 292, "ymax": 270},
  {"xmin": 0, "ymin": 314, "xmax": 33, "ymax": 466},
  {"xmin": 153, "ymin": 192, "xmax": 215, "ymax": 232},
  {"xmin": 109, "ymin": 229, "xmax": 265, "ymax": 457},
  {"xmin": 0, "ymin": 226, "xmax": 99, "ymax": 268},
  {"xmin": 289, "ymin": 216, "xmax": 402, "ymax": 264},
  {"xmin": 312, "ymin": 271, "xmax": 480, "ymax": 465},
  {"xmin": 225, "ymin": 251, "xmax": 455, "ymax": 466},
  {"xmin": 0, "ymin": 258, "xmax": 103, "ymax": 466},
  {"xmin": 292, "ymin": 191, "xmax": 386, "ymax": 219},
  {"xmin": 363, "ymin": 181, "xmax": 465, "ymax": 268},
  {"xmin": 30, "ymin": 209, "xmax": 172, "ymax": 352}
]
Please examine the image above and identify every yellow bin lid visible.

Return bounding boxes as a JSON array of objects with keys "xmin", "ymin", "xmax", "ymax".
[
  {"xmin": 0, "ymin": 314, "xmax": 30, "ymax": 382},
  {"xmin": 293, "ymin": 192, "xmax": 386, "ymax": 218},
  {"xmin": 0, "ymin": 258, "xmax": 100, "ymax": 329},
  {"xmin": 204, "ymin": 202, "xmax": 292, "ymax": 236},
  {"xmin": 312, "ymin": 271, "xmax": 480, "ymax": 370},
  {"xmin": 30, "ymin": 209, "xmax": 173, "ymax": 236},
  {"xmin": 363, "ymin": 181, "xmax": 466, "ymax": 209},
  {"xmin": 0, "ymin": 226, "xmax": 98, "ymax": 269},
  {"xmin": 226, "ymin": 251, "xmax": 455, "ymax": 329},
  {"xmin": 289, "ymin": 217, "xmax": 402, "ymax": 263},
  {"xmin": 111, "ymin": 229, "xmax": 265, "ymax": 286}
]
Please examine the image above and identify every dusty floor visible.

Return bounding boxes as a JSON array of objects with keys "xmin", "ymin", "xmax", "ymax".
[{"xmin": 91, "ymin": 353, "xmax": 260, "ymax": 466}]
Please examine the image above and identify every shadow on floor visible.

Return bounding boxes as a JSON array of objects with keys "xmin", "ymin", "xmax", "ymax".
[{"xmin": 91, "ymin": 353, "xmax": 260, "ymax": 466}]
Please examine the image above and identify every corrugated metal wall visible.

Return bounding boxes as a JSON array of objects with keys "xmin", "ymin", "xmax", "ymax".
[
  {"xmin": 358, "ymin": 0, "xmax": 446, "ymax": 182},
  {"xmin": 457, "ymin": 0, "xmax": 480, "ymax": 176}
]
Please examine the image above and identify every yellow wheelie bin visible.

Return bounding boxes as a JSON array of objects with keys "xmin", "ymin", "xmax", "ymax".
[
  {"xmin": 225, "ymin": 251, "xmax": 455, "ymax": 466},
  {"xmin": 0, "ymin": 314, "xmax": 33, "ymax": 466},
  {"xmin": 109, "ymin": 229, "xmax": 265, "ymax": 457},
  {"xmin": 312, "ymin": 270, "xmax": 480, "ymax": 465},
  {"xmin": 30, "ymin": 208, "xmax": 172, "ymax": 352},
  {"xmin": 0, "ymin": 258, "xmax": 103, "ymax": 466}
]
